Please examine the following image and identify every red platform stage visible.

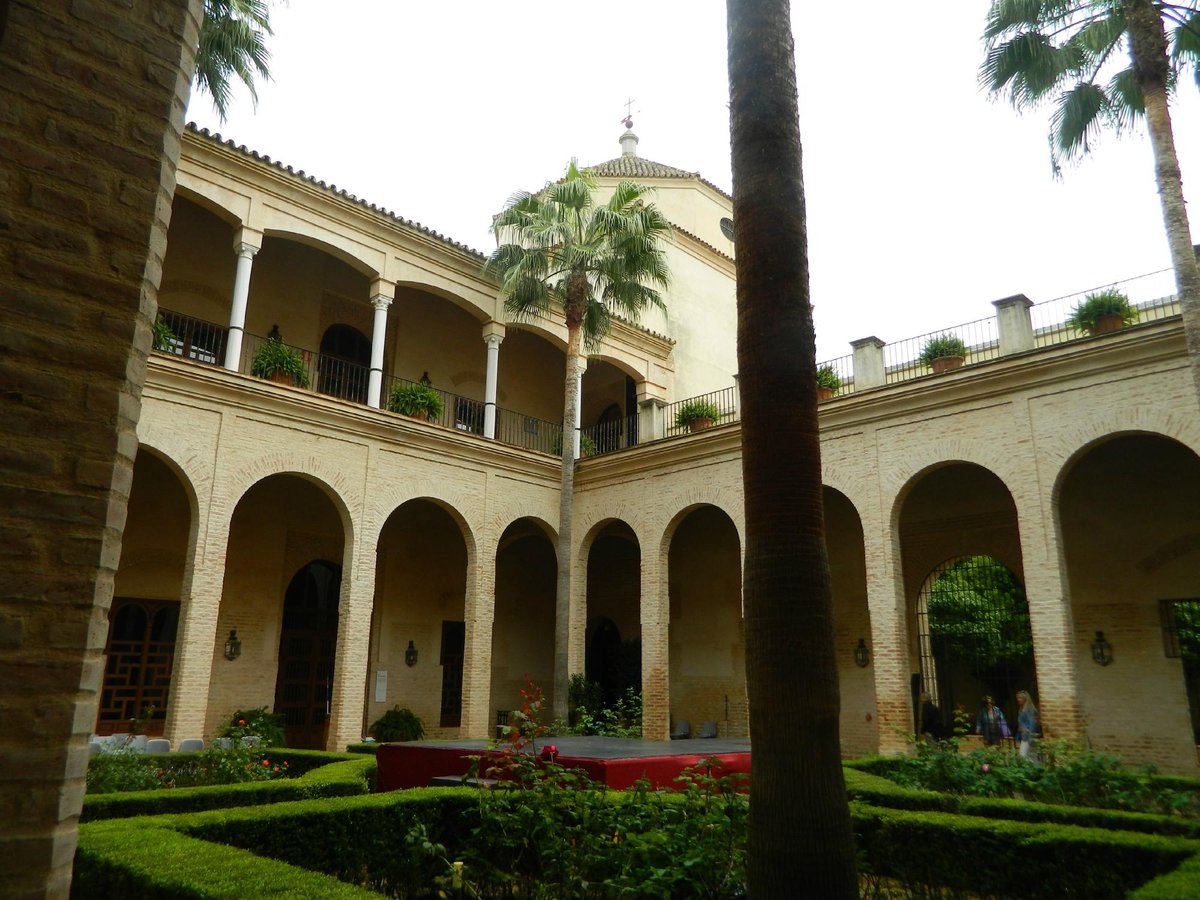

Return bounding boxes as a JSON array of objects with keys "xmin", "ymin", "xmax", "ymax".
[{"xmin": 375, "ymin": 735, "xmax": 752, "ymax": 792}]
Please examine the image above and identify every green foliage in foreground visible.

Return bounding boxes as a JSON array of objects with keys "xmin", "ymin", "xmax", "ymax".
[
  {"xmin": 82, "ymin": 755, "xmax": 373, "ymax": 822},
  {"xmin": 849, "ymin": 740, "xmax": 1200, "ymax": 818},
  {"xmin": 73, "ymin": 755, "xmax": 1200, "ymax": 899}
]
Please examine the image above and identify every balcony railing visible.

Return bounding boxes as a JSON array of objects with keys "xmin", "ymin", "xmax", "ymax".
[
  {"xmin": 1030, "ymin": 268, "xmax": 1179, "ymax": 346},
  {"xmin": 883, "ymin": 314, "xmax": 1001, "ymax": 385},
  {"xmin": 157, "ymin": 309, "xmax": 227, "ymax": 367},
  {"xmin": 665, "ymin": 385, "xmax": 740, "ymax": 438},
  {"xmin": 155, "ymin": 262, "xmax": 1183, "ymax": 457},
  {"xmin": 582, "ymin": 415, "xmax": 639, "ymax": 457}
]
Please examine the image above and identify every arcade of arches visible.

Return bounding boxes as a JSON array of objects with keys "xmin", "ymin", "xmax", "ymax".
[{"xmin": 106, "ymin": 423, "xmax": 1200, "ymax": 771}]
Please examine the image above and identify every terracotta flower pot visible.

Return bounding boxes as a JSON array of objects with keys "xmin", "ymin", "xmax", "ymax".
[
  {"xmin": 686, "ymin": 417, "xmax": 715, "ymax": 432},
  {"xmin": 1087, "ymin": 313, "xmax": 1126, "ymax": 335},
  {"xmin": 816, "ymin": 387, "xmax": 834, "ymax": 402},
  {"xmin": 930, "ymin": 355, "xmax": 965, "ymax": 374}
]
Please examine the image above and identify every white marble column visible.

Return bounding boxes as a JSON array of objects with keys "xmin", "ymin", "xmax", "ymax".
[
  {"xmin": 367, "ymin": 289, "xmax": 393, "ymax": 409},
  {"xmin": 482, "ymin": 322, "xmax": 505, "ymax": 439},
  {"xmin": 223, "ymin": 233, "xmax": 261, "ymax": 371}
]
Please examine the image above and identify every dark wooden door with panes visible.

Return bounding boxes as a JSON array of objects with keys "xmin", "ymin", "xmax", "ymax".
[
  {"xmin": 439, "ymin": 620, "xmax": 465, "ymax": 728},
  {"xmin": 96, "ymin": 599, "xmax": 179, "ymax": 736},
  {"xmin": 274, "ymin": 560, "xmax": 341, "ymax": 749}
]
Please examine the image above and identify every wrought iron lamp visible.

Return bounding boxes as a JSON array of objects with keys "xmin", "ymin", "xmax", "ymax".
[
  {"xmin": 1091, "ymin": 630, "xmax": 1113, "ymax": 666},
  {"xmin": 224, "ymin": 629, "xmax": 242, "ymax": 661},
  {"xmin": 854, "ymin": 638, "xmax": 870, "ymax": 668},
  {"xmin": 404, "ymin": 640, "xmax": 418, "ymax": 667}
]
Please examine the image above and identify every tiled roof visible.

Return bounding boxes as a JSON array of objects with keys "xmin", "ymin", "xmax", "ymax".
[
  {"xmin": 185, "ymin": 123, "xmax": 486, "ymax": 259},
  {"xmin": 585, "ymin": 155, "xmax": 732, "ymax": 201}
]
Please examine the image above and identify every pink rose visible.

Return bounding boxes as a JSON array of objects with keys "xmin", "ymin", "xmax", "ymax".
[{"xmin": 981, "ymin": 764, "xmax": 990, "ymax": 773}]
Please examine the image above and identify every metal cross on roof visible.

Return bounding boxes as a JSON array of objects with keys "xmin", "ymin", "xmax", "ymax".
[{"xmin": 622, "ymin": 97, "xmax": 636, "ymax": 129}]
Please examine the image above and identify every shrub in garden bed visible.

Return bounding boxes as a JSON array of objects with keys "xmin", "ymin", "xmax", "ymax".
[
  {"xmin": 848, "ymin": 739, "xmax": 1200, "ymax": 818},
  {"xmin": 81, "ymin": 756, "xmax": 374, "ymax": 822},
  {"xmin": 75, "ymin": 775, "xmax": 1200, "ymax": 899}
]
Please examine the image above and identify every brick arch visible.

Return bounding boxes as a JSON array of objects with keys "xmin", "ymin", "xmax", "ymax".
[
  {"xmin": 1048, "ymin": 417, "xmax": 1200, "ymax": 510},
  {"xmin": 133, "ymin": 437, "xmax": 209, "ymax": 526},
  {"xmin": 364, "ymin": 477, "xmax": 480, "ymax": 566},
  {"xmin": 575, "ymin": 510, "xmax": 649, "ymax": 570},
  {"xmin": 218, "ymin": 452, "xmax": 359, "ymax": 547},
  {"xmin": 494, "ymin": 514, "xmax": 558, "ymax": 553},
  {"xmin": 372, "ymin": 494, "xmax": 478, "ymax": 568},
  {"xmin": 652, "ymin": 485, "xmax": 744, "ymax": 565},
  {"xmin": 885, "ymin": 453, "xmax": 1020, "ymax": 539}
]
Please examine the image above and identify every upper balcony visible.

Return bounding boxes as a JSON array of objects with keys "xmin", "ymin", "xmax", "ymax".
[{"xmin": 152, "ymin": 261, "xmax": 1184, "ymax": 463}]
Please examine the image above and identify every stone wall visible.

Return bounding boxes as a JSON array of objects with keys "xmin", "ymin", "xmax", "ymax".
[{"xmin": 0, "ymin": 1, "xmax": 200, "ymax": 895}]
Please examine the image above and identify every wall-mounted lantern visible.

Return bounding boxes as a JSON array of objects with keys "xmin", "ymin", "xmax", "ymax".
[
  {"xmin": 1091, "ymin": 630, "xmax": 1113, "ymax": 666},
  {"xmin": 404, "ymin": 640, "xmax": 418, "ymax": 668},
  {"xmin": 224, "ymin": 629, "xmax": 242, "ymax": 661},
  {"xmin": 854, "ymin": 638, "xmax": 870, "ymax": 668}
]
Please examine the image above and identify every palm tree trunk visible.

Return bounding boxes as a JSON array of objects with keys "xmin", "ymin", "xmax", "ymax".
[
  {"xmin": 726, "ymin": 0, "xmax": 858, "ymax": 896},
  {"xmin": 1126, "ymin": 0, "xmax": 1200, "ymax": 404},
  {"xmin": 553, "ymin": 320, "xmax": 583, "ymax": 721}
]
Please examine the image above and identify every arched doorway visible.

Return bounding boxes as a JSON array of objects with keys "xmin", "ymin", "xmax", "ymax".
[
  {"xmin": 369, "ymin": 499, "xmax": 469, "ymax": 738},
  {"xmin": 101, "ymin": 447, "xmax": 192, "ymax": 736},
  {"xmin": 667, "ymin": 505, "xmax": 744, "ymax": 737},
  {"xmin": 210, "ymin": 473, "xmax": 346, "ymax": 743},
  {"xmin": 825, "ymin": 486, "xmax": 876, "ymax": 755},
  {"xmin": 318, "ymin": 323, "xmax": 370, "ymax": 403},
  {"xmin": 584, "ymin": 521, "xmax": 641, "ymax": 716},
  {"xmin": 274, "ymin": 560, "xmax": 341, "ymax": 749},
  {"xmin": 491, "ymin": 519, "xmax": 556, "ymax": 718},
  {"xmin": 915, "ymin": 555, "xmax": 1034, "ymax": 736},
  {"xmin": 1059, "ymin": 432, "xmax": 1200, "ymax": 771},
  {"xmin": 899, "ymin": 462, "xmax": 1030, "ymax": 738}
]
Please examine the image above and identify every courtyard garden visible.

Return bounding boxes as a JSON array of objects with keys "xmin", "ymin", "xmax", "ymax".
[{"xmin": 72, "ymin": 694, "xmax": 1200, "ymax": 897}]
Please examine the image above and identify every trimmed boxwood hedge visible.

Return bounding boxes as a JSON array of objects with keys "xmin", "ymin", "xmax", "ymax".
[
  {"xmin": 843, "ymin": 765, "xmax": 1200, "ymax": 838},
  {"xmin": 72, "ymin": 825, "xmax": 376, "ymax": 899},
  {"xmin": 852, "ymin": 802, "xmax": 1199, "ymax": 900},
  {"xmin": 82, "ymin": 756, "xmax": 375, "ymax": 822},
  {"xmin": 74, "ymin": 773, "xmax": 1200, "ymax": 899}
]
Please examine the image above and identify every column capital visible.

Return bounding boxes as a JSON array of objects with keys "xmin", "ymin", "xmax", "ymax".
[
  {"xmin": 482, "ymin": 320, "xmax": 506, "ymax": 343},
  {"xmin": 232, "ymin": 227, "xmax": 262, "ymax": 257},
  {"xmin": 371, "ymin": 294, "xmax": 392, "ymax": 312},
  {"xmin": 369, "ymin": 277, "xmax": 395, "ymax": 302}
]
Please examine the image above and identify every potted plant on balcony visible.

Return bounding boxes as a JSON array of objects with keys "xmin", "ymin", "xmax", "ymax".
[
  {"xmin": 919, "ymin": 334, "xmax": 968, "ymax": 374},
  {"xmin": 152, "ymin": 316, "xmax": 176, "ymax": 352},
  {"xmin": 552, "ymin": 432, "xmax": 597, "ymax": 458},
  {"xmin": 675, "ymin": 399, "xmax": 721, "ymax": 432},
  {"xmin": 388, "ymin": 381, "xmax": 444, "ymax": 422},
  {"xmin": 251, "ymin": 336, "xmax": 310, "ymax": 388},
  {"xmin": 815, "ymin": 365, "xmax": 841, "ymax": 401},
  {"xmin": 1066, "ymin": 289, "xmax": 1138, "ymax": 335}
]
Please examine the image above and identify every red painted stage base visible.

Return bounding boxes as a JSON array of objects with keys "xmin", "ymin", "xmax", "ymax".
[{"xmin": 376, "ymin": 741, "xmax": 751, "ymax": 792}]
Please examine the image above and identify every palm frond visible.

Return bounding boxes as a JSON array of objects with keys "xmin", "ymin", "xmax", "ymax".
[
  {"xmin": 1050, "ymin": 80, "xmax": 1109, "ymax": 157},
  {"xmin": 195, "ymin": 0, "xmax": 273, "ymax": 122},
  {"xmin": 1105, "ymin": 65, "xmax": 1144, "ymax": 129}
]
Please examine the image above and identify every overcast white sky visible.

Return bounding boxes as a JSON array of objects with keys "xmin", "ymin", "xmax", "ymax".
[{"xmin": 186, "ymin": 0, "xmax": 1200, "ymax": 361}]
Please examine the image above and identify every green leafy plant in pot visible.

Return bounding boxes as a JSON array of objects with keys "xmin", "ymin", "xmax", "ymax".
[
  {"xmin": 387, "ymin": 381, "xmax": 444, "ymax": 421},
  {"xmin": 674, "ymin": 399, "xmax": 721, "ymax": 432},
  {"xmin": 152, "ymin": 316, "xmax": 176, "ymax": 352},
  {"xmin": 815, "ymin": 364, "xmax": 842, "ymax": 401},
  {"xmin": 1066, "ymin": 289, "xmax": 1137, "ymax": 335},
  {"xmin": 251, "ymin": 336, "xmax": 310, "ymax": 388},
  {"xmin": 552, "ymin": 431, "xmax": 597, "ymax": 458},
  {"xmin": 369, "ymin": 705, "xmax": 425, "ymax": 742},
  {"xmin": 918, "ymin": 334, "xmax": 968, "ymax": 374}
]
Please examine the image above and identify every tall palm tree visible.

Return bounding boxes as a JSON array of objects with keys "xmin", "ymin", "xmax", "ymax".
[
  {"xmin": 484, "ymin": 163, "xmax": 671, "ymax": 720},
  {"xmin": 982, "ymin": 0, "xmax": 1200, "ymax": 402},
  {"xmin": 726, "ymin": 0, "xmax": 859, "ymax": 895},
  {"xmin": 194, "ymin": 0, "xmax": 273, "ymax": 122}
]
